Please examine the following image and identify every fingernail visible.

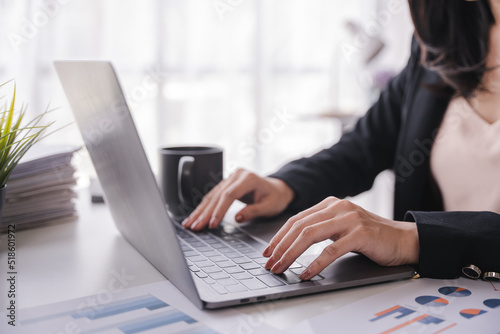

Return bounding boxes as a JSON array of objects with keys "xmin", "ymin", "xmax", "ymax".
[
  {"xmin": 264, "ymin": 257, "xmax": 275, "ymax": 270},
  {"xmin": 209, "ymin": 217, "xmax": 217, "ymax": 228},
  {"xmin": 299, "ymin": 269, "xmax": 311, "ymax": 280},
  {"xmin": 262, "ymin": 246, "xmax": 271, "ymax": 257},
  {"xmin": 182, "ymin": 218, "xmax": 190, "ymax": 226},
  {"xmin": 270, "ymin": 260, "xmax": 282, "ymax": 273},
  {"xmin": 191, "ymin": 219, "xmax": 201, "ymax": 229},
  {"xmin": 235, "ymin": 214, "xmax": 243, "ymax": 222}
]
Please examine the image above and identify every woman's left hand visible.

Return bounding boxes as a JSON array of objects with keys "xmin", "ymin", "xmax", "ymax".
[{"xmin": 263, "ymin": 197, "xmax": 419, "ymax": 280}]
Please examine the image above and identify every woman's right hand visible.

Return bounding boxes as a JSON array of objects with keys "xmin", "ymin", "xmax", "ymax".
[{"xmin": 182, "ymin": 168, "xmax": 295, "ymax": 231}]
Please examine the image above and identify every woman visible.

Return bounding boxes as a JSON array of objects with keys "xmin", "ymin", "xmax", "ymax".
[{"xmin": 183, "ymin": 0, "xmax": 500, "ymax": 280}]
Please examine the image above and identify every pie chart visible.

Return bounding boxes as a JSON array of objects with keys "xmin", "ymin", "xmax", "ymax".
[
  {"xmin": 415, "ymin": 296, "xmax": 449, "ymax": 307},
  {"xmin": 483, "ymin": 299, "xmax": 500, "ymax": 309},
  {"xmin": 438, "ymin": 286, "xmax": 471, "ymax": 297},
  {"xmin": 459, "ymin": 309, "xmax": 487, "ymax": 319}
]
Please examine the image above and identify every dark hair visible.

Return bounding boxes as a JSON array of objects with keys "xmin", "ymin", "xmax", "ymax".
[{"xmin": 408, "ymin": 0, "xmax": 495, "ymax": 98}]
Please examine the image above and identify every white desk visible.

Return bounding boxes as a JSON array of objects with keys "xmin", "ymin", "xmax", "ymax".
[{"xmin": 0, "ymin": 187, "xmax": 411, "ymax": 331}]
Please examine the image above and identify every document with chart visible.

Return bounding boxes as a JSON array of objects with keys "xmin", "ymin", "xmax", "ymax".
[
  {"xmin": 12, "ymin": 280, "xmax": 272, "ymax": 334},
  {"xmin": 290, "ymin": 277, "xmax": 500, "ymax": 334},
  {"xmin": 17, "ymin": 294, "xmax": 216, "ymax": 334}
]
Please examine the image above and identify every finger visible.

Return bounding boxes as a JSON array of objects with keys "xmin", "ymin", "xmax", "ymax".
[
  {"xmin": 265, "ymin": 207, "xmax": 340, "ymax": 269},
  {"xmin": 186, "ymin": 169, "xmax": 249, "ymax": 230},
  {"xmin": 263, "ymin": 197, "xmax": 338, "ymax": 257},
  {"xmin": 268, "ymin": 217, "xmax": 349, "ymax": 273},
  {"xmin": 187, "ymin": 194, "xmax": 219, "ymax": 230},
  {"xmin": 235, "ymin": 199, "xmax": 276, "ymax": 223},
  {"xmin": 182, "ymin": 185, "xmax": 217, "ymax": 228},
  {"xmin": 209, "ymin": 174, "xmax": 259, "ymax": 228},
  {"xmin": 299, "ymin": 236, "xmax": 356, "ymax": 280},
  {"xmin": 183, "ymin": 179, "xmax": 227, "ymax": 229},
  {"xmin": 264, "ymin": 197, "xmax": 348, "ymax": 261},
  {"xmin": 193, "ymin": 183, "xmax": 244, "ymax": 231}
]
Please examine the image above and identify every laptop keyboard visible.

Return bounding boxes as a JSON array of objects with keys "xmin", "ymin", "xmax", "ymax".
[{"xmin": 175, "ymin": 225, "xmax": 323, "ymax": 295}]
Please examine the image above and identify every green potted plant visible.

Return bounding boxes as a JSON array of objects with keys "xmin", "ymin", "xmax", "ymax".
[{"xmin": 0, "ymin": 81, "xmax": 53, "ymax": 221}]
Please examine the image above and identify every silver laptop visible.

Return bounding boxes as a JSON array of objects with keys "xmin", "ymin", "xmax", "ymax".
[{"xmin": 54, "ymin": 61, "xmax": 415, "ymax": 309}]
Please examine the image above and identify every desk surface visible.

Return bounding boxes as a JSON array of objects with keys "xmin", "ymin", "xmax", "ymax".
[{"xmin": 0, "ymin": 188, "xmax": 411, "ymax": 330}]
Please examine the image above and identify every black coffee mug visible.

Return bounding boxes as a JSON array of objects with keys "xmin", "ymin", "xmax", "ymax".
[{"xmin": 159, "ymin": 146, "xmax": 223, "ymax": 220}]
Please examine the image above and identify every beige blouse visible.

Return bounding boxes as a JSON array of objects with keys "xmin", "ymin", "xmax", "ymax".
[{"xmin": 430, "ymin": 96, "xmax": 500, "ymax": 213}]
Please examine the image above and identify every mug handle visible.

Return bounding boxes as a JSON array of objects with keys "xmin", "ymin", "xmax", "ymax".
[{"xmin": 177, "ymin": 156, "xmax": 195, "ymax": 206}]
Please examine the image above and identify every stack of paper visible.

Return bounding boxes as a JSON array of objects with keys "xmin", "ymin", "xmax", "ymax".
[{"xmin": 0, "ymin": 146, "xmax": 80, "ymax": 230}]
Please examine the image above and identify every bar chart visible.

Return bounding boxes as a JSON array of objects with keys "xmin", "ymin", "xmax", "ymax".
[{"xmin": 20, "ymin": 294, "xmax": 218, "ymax": 334}]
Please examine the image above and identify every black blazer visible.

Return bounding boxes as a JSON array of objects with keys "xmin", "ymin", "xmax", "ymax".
[{"xmin": 270, "ymin": 38, "xmax": 500, "ymax": 279}]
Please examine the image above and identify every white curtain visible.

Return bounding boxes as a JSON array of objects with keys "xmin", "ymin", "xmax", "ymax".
[{"xmin": 0, "ymin": 0, "xmax": 413, "ymax": 179}]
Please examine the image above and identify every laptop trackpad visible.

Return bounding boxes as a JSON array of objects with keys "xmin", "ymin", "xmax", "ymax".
[{"xmin": 298, "ymin": 252, "xmax": 409, "ymax": 282}]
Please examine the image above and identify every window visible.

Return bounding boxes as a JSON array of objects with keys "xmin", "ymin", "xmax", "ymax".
[{"xmin": 0, "ymin": 0, "xmax": 412, "ymax": 180}]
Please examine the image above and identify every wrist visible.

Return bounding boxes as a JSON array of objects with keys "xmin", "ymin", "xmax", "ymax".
[{"xmin": 402, "ymin": 223, "xmax": 420, "ymax": 265}]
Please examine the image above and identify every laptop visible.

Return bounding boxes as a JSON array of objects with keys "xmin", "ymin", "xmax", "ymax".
[{"xmin": 54, "ymin": 61, "xmax": 415, "ymax": 309}]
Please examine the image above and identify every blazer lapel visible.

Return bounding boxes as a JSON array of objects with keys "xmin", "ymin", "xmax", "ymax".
[{"xmin": 394, "ymin": 68, "xmax": 452, "ymax": 220}]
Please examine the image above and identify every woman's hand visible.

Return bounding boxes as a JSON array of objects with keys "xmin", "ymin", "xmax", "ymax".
[
  {"xmin": 182, "ymin": 168, "xmax": 295, "ymax": 231},
  {"xmin": 263, "ymin": 196, "xmax": 419, "ymax": 280}
]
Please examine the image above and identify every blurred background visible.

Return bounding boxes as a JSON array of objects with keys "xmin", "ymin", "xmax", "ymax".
[{"xmin": 0, "ymin": 0, "xmax": 413, "ymax": 217}]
